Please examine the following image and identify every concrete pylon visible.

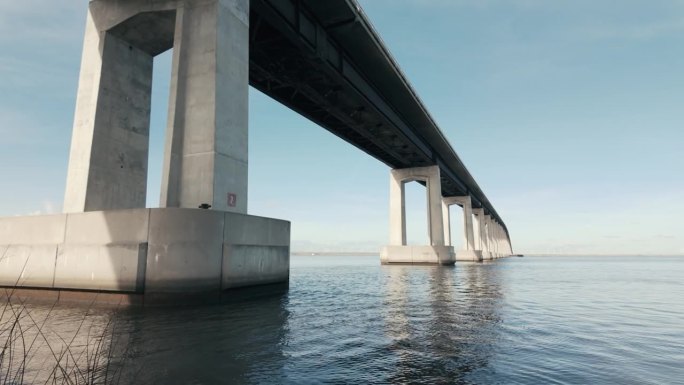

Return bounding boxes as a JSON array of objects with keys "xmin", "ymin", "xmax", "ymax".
[
  {"xmin": 442, "ymin": 196, "xmax": 482, "ymax": 262},
  {"xmin": 472, "ymin": 208, "xmax": 492, "ymax": 260},
  {"xmin": 64, "ymin": 0, "xmax": 249, "ymax": 214},
  {"xmin": 494, "ymin": 223, "xmax": 502, "ymax": 258},
  {"xmin": 484, "ymin": 215, "xmax": 496, "ymax": 260},
  {"xmin": 489, "ymin": 219, "xmax": 501, "ymax": 259},
  {"xmin": 504, "ymin": 226, "xmax": 513, "ymax": 255},
  {"xmin": 498, "ymin": 224, "xmax": 509, "ymax": 257},
  {"xmin": 494, "ymin": 221, "xmax": 502, "ymax": 258},
  {"xmin": 381, "ymin": 166, "xmax": 455, "ymax": 265}
]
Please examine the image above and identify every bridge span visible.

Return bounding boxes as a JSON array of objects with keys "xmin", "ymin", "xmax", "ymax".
[
  {"xmin": 248, "ymin": 0, "xmax": 512, "ymax": 263},
  {"xmin": 0, "ymin": 0, "xmax": 513, "ymax": 303}
]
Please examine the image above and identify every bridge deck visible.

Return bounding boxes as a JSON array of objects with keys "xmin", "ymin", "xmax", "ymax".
[{"xmin": 248, "ymin": 0, "xmax": 508, "ymax": 233}]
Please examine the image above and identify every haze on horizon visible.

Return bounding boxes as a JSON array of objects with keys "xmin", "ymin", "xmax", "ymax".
[{"xmin": 0, "ymin": 0, "xmax": 682, "ymax": 255}]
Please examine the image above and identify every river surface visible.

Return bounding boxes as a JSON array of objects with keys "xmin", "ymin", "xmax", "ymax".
[{"xmin": 2, "ymin": 255, "xmax": 683, "ymax": 384}]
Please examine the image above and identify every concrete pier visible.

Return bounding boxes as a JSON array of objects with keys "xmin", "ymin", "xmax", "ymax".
[
  {"xmin": 380, "ymin": 166, "xmax": 455, "ymax": 265},
  {"xmin": 472, "ymin": 209, "xmax": 492, "ymax": 260},
  {"xmin": 1, "ymin": 0, "xmax": 290, "ymax": 302},
  {"xmin": 0, "ymin": 209, "xmax": 289, "ymax": 295},
  {"xmin": 442, "ymin": 196, "xmax": 482, "ymax": 262},
  {"xmin": 64, "ymin": 0, "xmax": 250, "ymax": 213}
]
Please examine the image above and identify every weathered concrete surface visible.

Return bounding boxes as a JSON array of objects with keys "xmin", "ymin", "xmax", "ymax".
[
  {"xmin": 388, "ymin": 166, "xmax": 445, "ymax": 247},
  {"xmin": 63, "ymin": 9, "xmax": 153, "ymax": 212},
  {"xmin": 55, "ymin": 244, "xmax": 147, "ymax": 292},
  {"xmin": 146, "ymin": 209, "xmax": 225, "ymax": 293},
  {"xmin": 383, "ymin": 166, "xmax": 453, "ymax": 265},
  {"xmin": 0, "ymin": 208, "xmax": 290, "ymax": 300},
  {"xmin": 222, "ymin": 213, "xmax": 290, "ymax": 289},
  {"xmin": 442, "ymin": 195, "xmax": 483, "ymax": 262},
  {"xmin": 161, "ymin": 0, "xmax": 250, "ymax": 213},
  {"xmin": 0, "ymin": 215, "xmax": 66, "ymax": 288},
  {"xmin": 64, "ymin": 0, "xmax": 250, "ymax": 214},
  {"xmin": 455, "ymin": 250, "xmax": 483, "ymax": 262},
  {"xmin": 472, "ymin": 208, "xmax": 492, "ymax": 260},
  {"xmin": 381, "ymin": 245, "xmax": 455, "ymax": 265}
]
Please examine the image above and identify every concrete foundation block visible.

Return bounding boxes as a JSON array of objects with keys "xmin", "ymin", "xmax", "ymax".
[
  {"xmin": 223, "ymin": 212, "xmax": 290, "ymax": 246},
  {"xmin": 0, "ymin": 208, "xmax": 290, "ymax": 302},
  {"xmin": 64, "ymin": 209, "xmax": 150, "ymax": 244},
  {"xmin": 222, "ymin": 245, "xmax": 289, "ymax": 289},
  {"xmin": 381, "ymin": 245, "xmax": 455, "ymax": 265},
  {"xmin": 455, "ymin": 249, "xmax": 483, "ymax": 262},
  {"xmin": 0, "ymin": 245, "xmax": 58, "ymax": 288},
  {"xmin": 146, "ymin": 209, "xmax": 225, "ymax": 293},
  {"xmin": 0, "ymin": 215, "xmax": 66, "ymax": 245},
  {"xmin": 55, "ymin": 243, "xmax": 146, "ymax": 292}
]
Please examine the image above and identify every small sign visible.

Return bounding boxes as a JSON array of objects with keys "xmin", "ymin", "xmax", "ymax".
[{"xmin": 227, "ymin": 193, "xmax": 237, "ymax": 207}]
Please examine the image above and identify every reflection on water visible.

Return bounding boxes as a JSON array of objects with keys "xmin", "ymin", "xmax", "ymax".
[
  {"xmin": 3, "ymin": 256, "xmax": 684, "ymax": 384},
  {"xmin": 383, "ymin": 265, "xmax": 502, "ymax": 384}
]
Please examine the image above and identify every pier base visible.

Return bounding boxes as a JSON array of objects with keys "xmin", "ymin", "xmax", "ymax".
[
  {"xmin": 0, "ymin": 208, "xmax": 290, "ymax": 303},
  {"xmin": 455, "ymin": 250, "xmax": 483, "ymax": 262},
  {"xmin": 380, "ymin": 245, "xmax": 455, "ymax": 265}
]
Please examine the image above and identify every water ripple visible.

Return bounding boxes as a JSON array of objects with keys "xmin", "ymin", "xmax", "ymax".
[{"xmin": 3, "ymin": 256, "xmax": 683, "ymax": 384}]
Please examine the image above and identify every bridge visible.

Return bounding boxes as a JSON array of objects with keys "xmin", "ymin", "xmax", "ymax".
[{"xmin": 0, "ymin": 0, "xmax": 513, "ymax": 303}]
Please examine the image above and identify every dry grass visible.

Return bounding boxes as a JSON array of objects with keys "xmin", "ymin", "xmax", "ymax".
[{"xmin": 0, "ymin": 248, "xmax": 129, "ymax": 385}]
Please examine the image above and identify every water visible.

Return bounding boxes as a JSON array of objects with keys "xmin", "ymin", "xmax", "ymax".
[{"xmin": 2, "ymin": 256, "xmax": 683, "ymax": 384}]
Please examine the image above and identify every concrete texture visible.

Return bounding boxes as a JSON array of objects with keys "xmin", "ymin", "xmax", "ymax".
[
  {"xmin": 222, "ymin": 213, "xmax": 290, "ymax": 288},
  {"xmin": 383, "ymin": 166, "xmax": 454, "ymax": 265},
  {"xmin": 159, "ymin": 0, "xmax": 250, "ymax": 213},
  {"xmin": 0, "ymin": 245, "xmax": 58, "ymax": 288},
  {"xmin": 442, "ymin": 195, "xmax": 482, "ymax": 262},
  {"xmin": 455, "ymin": 250, "xmax": 482, "ymax": 262},
  {"xmin": 0, "ymin": 215, "xmax": 67, "ymax": 287},
  {"xmin": 0, "ymin": 208, "xmax": 290, "ymax": 299},
  {"xmin": 472, "ymin": 209, "xmax": 492, "ymax": 260},
  {"xmin": 64, "ymin": 0, "xmax": 250, "ymax": 214},
  {"xmin": 54, "ymin": 243, "xmax": 146, "ymax": 292},
  {"xmin": 388, "ymin": 166, "xmax": 445, "ymax": 247},
  {"xmin": 146, "ymin": 208, "xmax": 225, "ymax": 293},
  {"xmin": 380, "ymin": 245, "xmax": 455, "ymax": 265},
  {"xmin": 64, "ymin": 9, "xmax": 153, "ymax": 212}
]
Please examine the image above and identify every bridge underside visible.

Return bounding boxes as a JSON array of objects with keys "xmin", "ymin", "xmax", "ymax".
[{"xmin": 248, "ymin": 0, "xmax": 507, "ymax": 234}]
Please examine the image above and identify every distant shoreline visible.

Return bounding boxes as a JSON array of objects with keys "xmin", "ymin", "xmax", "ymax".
[
  {"xmin": 290, "ymin": 252, "xmax": 683, "ymax": 257},
  {"xmin": 523, "ymin": 254, "xmax": 684, "ymax": 257},
  {"xmin": 291, "ymin": 252, "xmax": 379, "ymax": 256}
]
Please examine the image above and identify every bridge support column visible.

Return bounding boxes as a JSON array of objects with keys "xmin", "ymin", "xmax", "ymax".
[
  {"xmin": 472, "ymin": 209, "xmax": 491, "ymax": 260},
  {"xmin": 442, "ymin": 196, "xmax": 482, "ymax": 262},
  {"xmin": 1, "ymin": 0, "xmax": 291, "ymax": 303},
  {"xmin": 63, "ymin": 0, "xmax": 250, "ymax": 213},
  {"xmin": 484, "ymin": 215, "xmax": 497, "ymax": 259},
  {"xmin": 502, "ymin": 225, "xmax": 513, "ymax": 256},
  {"xmin": 380, "ymin": 166, "xmax": 455, "ymax": 265},
  {"xmin": 489, "ymin": 217, "xmax": 501, "ymax": 259},
  {"xmin": 494, "ymin": 221, "xmax": 503, "ymax": 258},
  {"xmin": 497, "ymin": 223, "xmax": 508, "ymax": 258},
  {"xmin": 493, "ymin": 223, "xmax": 501, "ymax": 258}
]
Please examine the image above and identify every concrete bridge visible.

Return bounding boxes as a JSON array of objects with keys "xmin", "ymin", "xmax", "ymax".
[{"xmin": 0, "ymin": 0, "xmax": 513, "ymax": 303}]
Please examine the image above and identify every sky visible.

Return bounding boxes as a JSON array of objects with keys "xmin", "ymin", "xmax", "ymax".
[{"xmin": 0, "ymin": 0, "xmax": 682, "ymax": 255}]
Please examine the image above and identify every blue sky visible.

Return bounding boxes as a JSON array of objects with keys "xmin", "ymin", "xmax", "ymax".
[{"xmin": 0, "ymin": 0, "xmax": 682, "ymax": 255}]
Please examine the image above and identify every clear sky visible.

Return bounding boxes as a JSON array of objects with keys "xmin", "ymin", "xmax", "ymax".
[{"xmin": 0, "ymin": 0, "xmax": 682, "ymax": 255}]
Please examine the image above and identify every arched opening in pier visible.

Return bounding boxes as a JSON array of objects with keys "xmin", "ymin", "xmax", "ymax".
[{"xmin": 404, "ymin": 181, "xmax": 429, "ymax": 245}]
